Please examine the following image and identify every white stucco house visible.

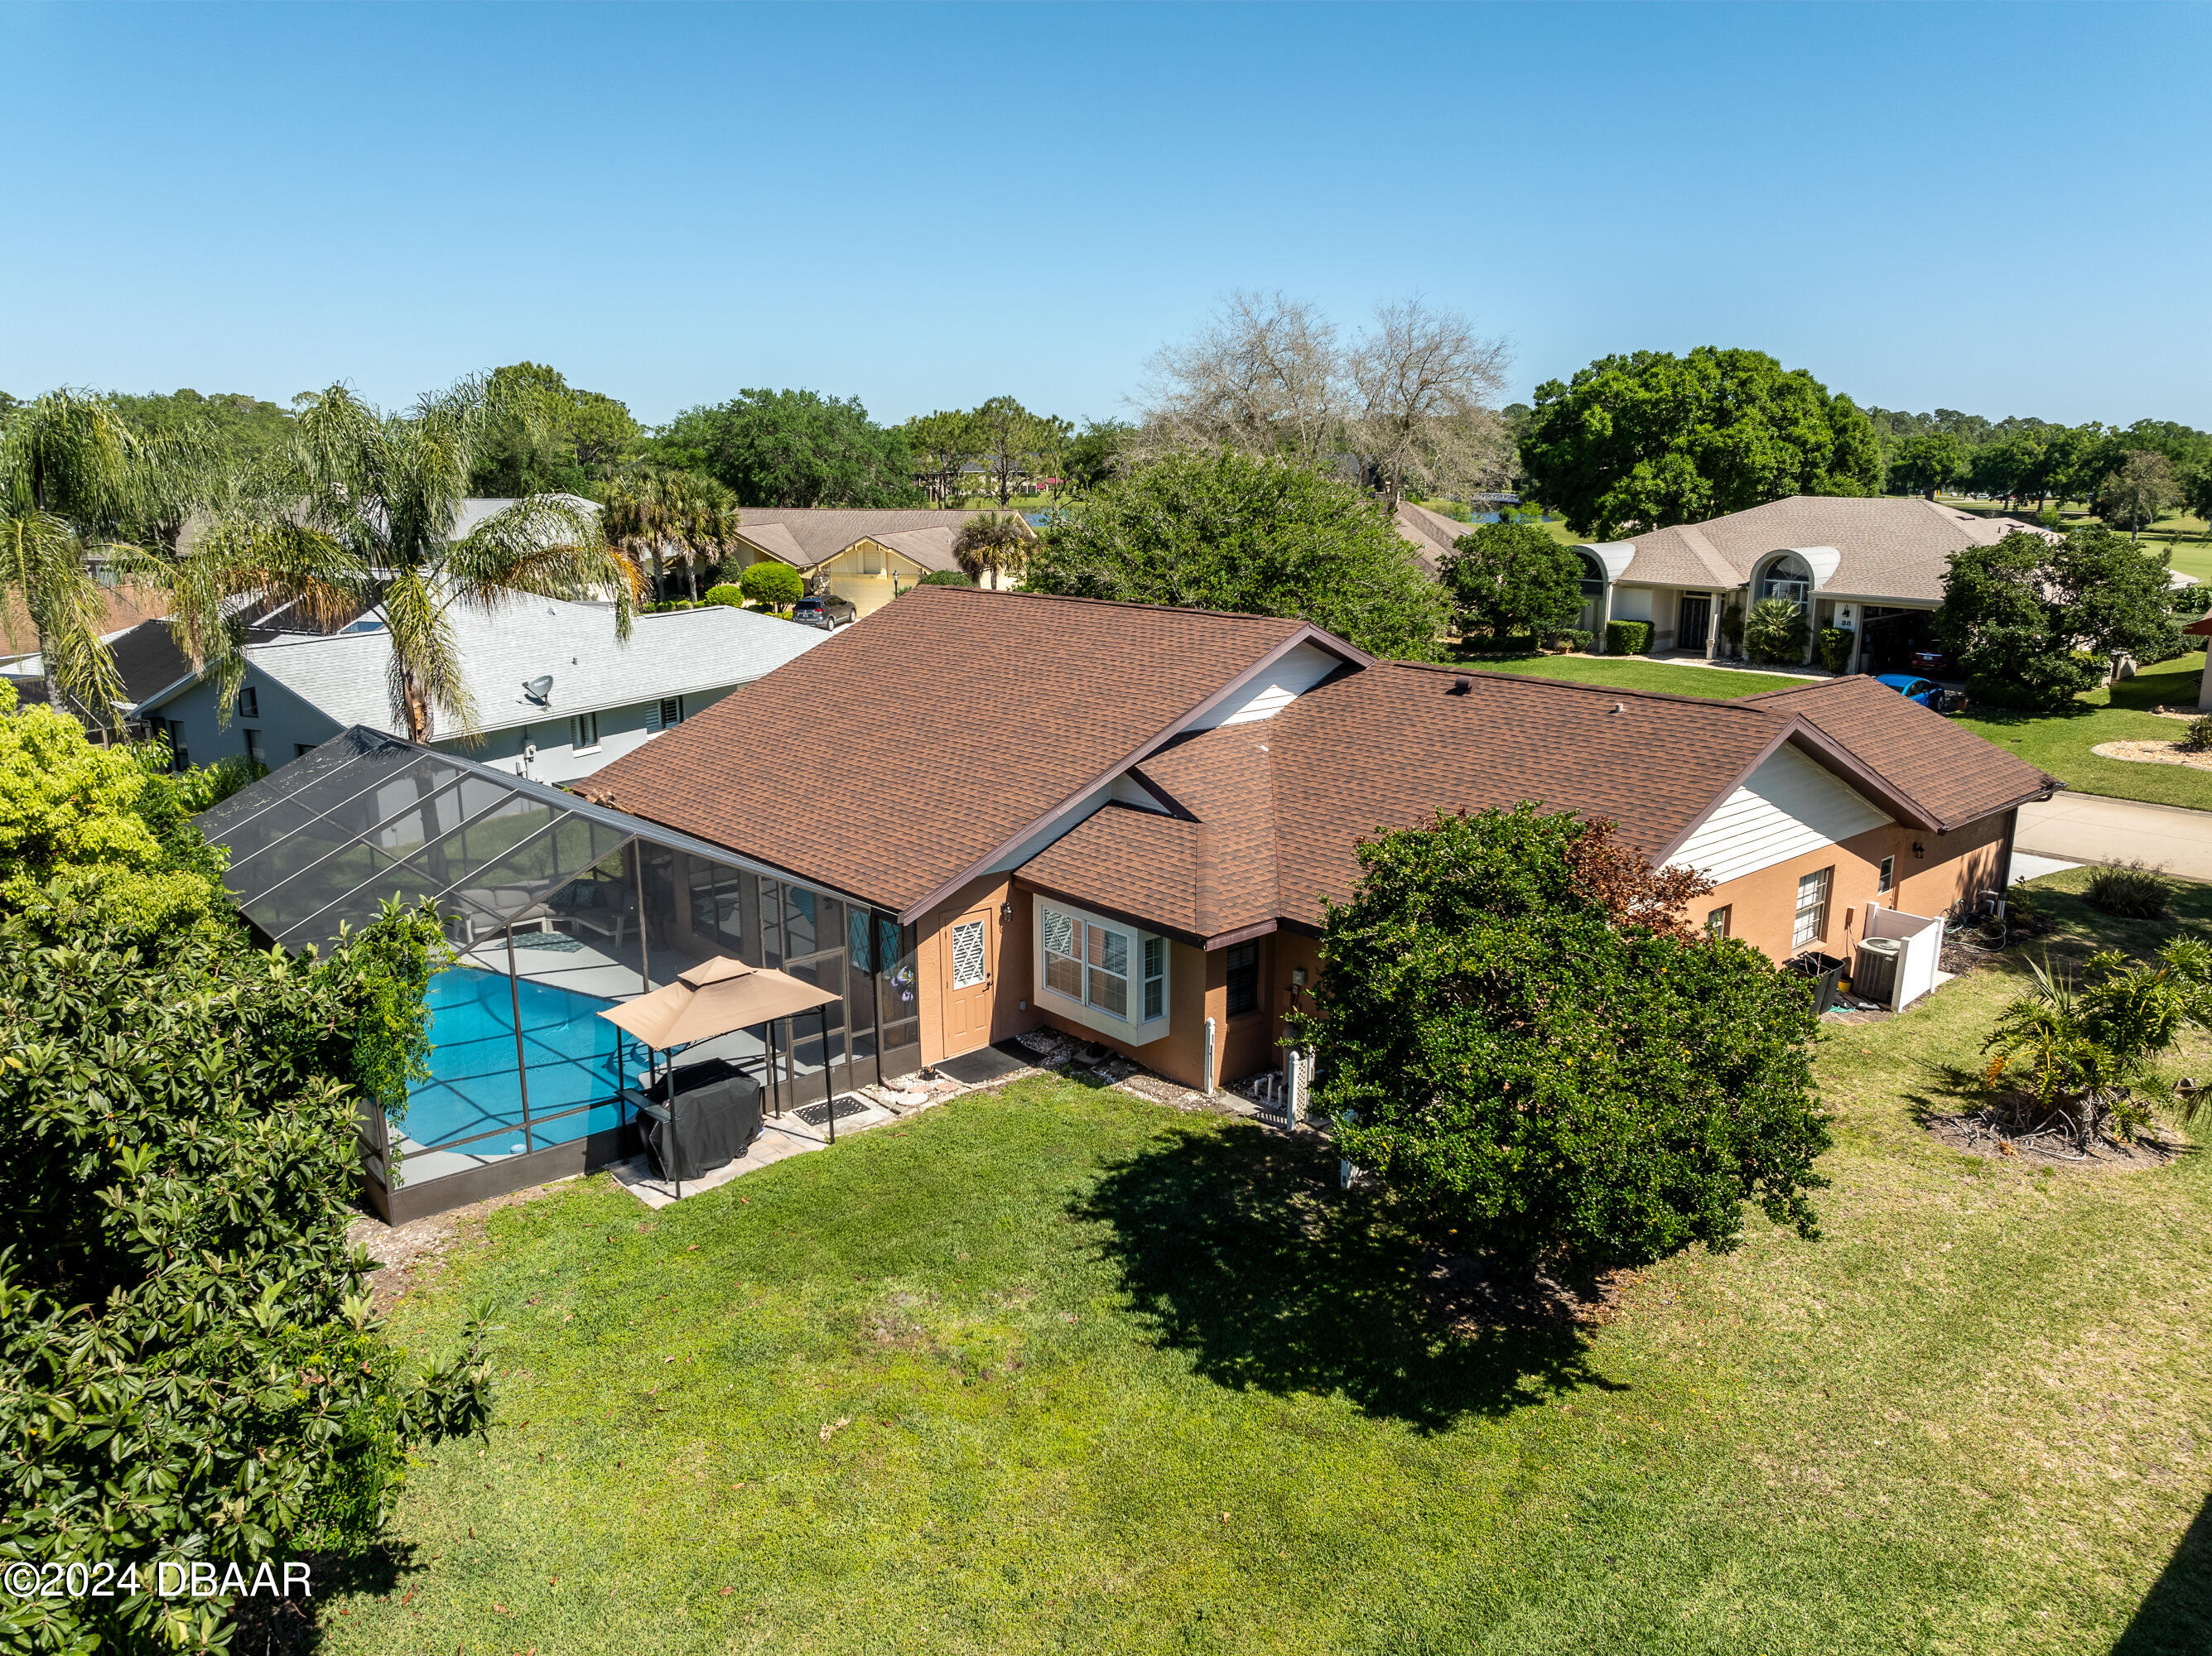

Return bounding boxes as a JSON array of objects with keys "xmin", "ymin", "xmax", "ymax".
[
  {"xmin": 134, "ymin": 595, "xmax": 827, "ymax": 783},
  {"xmin": 1569, "ymin": 496, "xmax": 2060, "ymax": 672}
]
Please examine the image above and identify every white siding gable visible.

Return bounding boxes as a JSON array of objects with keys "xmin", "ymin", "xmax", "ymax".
[
  {"xmin": 1670, "ymin": 743, "xmax": 1891, "ymax": 886},
  {"xmin": 1190, "ymin": 642, "xmax": 1343, "ymax": 729}
]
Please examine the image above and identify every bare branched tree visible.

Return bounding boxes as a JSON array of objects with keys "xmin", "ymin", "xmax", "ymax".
[
  {"xmin": 1346, "ymin": 296, "xmax": 1512, "ymax": 508},
  {"xmin": 1136, "ymin": 291, "xmax": 1512, "ymax": 508},
  {"xmin": 1138, "ymin": 291, "xmax": 1341, "ymax": 466}
]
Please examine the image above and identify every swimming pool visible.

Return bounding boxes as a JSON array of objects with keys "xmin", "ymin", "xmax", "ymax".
[{"xmin": 399, "ymin": 966, "xmax": 634, "ymax": 1167}]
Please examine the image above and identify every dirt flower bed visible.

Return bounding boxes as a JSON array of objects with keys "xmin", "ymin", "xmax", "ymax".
[
  {"xmin": 1922, "ymin": 1110, "xmax": 2186, "ymax": 1170},
  {"xmin": 2091, "ymin": 738, "xmax": 2212, "ymax": 771}
]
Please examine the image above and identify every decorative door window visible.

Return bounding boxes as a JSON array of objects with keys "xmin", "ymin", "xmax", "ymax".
[{"xmin": 951, "ymin": 918, "xmax": 988, "ymax": 989}]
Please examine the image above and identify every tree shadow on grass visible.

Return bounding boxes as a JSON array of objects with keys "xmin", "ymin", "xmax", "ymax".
[
  {"xmin": 231, "ymin": 1541, "xmax": 422, "ymax": 1654},
  {"xmin": 1074, "ymin": 1118, "xmax": 1622, "ymax": 1433},
  {"xmin": 2113, "ymin": 1492, "xmax": 2212, "ymax": 1655}
]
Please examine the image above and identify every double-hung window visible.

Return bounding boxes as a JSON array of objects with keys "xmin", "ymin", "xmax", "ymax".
[
  {"xmin": 1225, "ymin": 941, "xmax": 1259, "ymax": 1016},
  {"xmin": 1877, "ymin": 855, "xmax": 1895, "ymax": 895},
  {"xmin": 1042, "ymin": 903, "xmax": 1165, "ymax": 1028},
  {"xmin": 1793, "ymin": 867, "xmax": 1833, "ymax": 950}
]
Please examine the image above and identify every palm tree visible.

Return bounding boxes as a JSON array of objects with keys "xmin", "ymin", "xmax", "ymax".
[
  {"xmin": 600, "ymin": 469, "xmax": 685, "ymax": 603},
  {"xmin": 952, "ymin": 512, "xmax": 1029, "ymax": 590},
  {"xmin": 176, "ymin": 379, "xmax": 639, "ymax": 744},
  {"xmin": 0, "ymin": 390, "xmax": 185, "ymax": 724}
]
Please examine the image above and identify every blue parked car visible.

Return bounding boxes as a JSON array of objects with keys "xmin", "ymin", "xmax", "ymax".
[{"xmin": 1876, "ymin": 672, "xmax": 1950, "ymax": 711}]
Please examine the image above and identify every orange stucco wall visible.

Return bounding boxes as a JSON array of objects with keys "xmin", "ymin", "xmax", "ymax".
[{"xmin": 1699, "ymin": 808, "xmax": 2013, "ymax": 961}]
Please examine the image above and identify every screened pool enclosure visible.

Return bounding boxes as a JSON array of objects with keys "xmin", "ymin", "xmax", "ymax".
[{"xmin": 195, "ymin": 728, "xmax": 921, "ymax": 1221}]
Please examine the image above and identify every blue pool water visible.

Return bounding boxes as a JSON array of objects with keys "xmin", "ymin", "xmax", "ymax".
[{"xmin": 401, "ymin": 967, "xmax": 633, "ymax": 1157}]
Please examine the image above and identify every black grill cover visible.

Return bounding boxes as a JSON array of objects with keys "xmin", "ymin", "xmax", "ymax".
[{"xmin": 645, "ymin": 1058, "xmax": 764, "ymax": 1182}]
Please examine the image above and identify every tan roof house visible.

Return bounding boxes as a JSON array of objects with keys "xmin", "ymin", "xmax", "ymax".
[
  {"xmin": 586, "ymin": 585, "xmax": 2056, "ymax": 1094},
  {"xmin": 1574, "ymin": 496, "xmax": 2056, "ymax": 672},
  {"xmin": 725, "ymin": 508, "xmax": 1039, "ymax": 619}
]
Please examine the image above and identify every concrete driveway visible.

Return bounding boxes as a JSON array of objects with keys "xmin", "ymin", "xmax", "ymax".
[{"xmin": 2016, "ymin": 793, "xmax": 2212, "ymax": 883}]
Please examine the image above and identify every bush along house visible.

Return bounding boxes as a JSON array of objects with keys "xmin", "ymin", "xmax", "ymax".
[{"xmin": 582, "ymin": 585, "xmax": 2061, "ymax": 1093}]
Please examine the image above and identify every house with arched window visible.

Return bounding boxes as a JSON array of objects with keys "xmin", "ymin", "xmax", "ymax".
[{"xmin": 1572, "ymin": 496, "xmax": 2057, "ymax": 672}]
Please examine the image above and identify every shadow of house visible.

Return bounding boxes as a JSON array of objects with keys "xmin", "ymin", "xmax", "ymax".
[
  {"xmin": 1076, "ymin": 1119, "xmax": 1619, "ymax": 1433},
  {"xmin": 2113, "ymin": 1493, "xmax": 2212, "ymax": 1654}
]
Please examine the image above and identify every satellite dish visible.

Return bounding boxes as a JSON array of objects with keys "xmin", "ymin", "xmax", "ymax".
[{"xmin": 524, "ymin": 675, "xmax": 553, "ymax": 704}]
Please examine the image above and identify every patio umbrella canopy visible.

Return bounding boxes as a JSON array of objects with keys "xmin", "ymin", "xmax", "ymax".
[{"xmin": 600, "ymin": 955, "xmax": 841, "ymax": 1049}]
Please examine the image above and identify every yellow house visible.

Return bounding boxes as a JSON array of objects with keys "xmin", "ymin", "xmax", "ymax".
[{"xmin": 721, "ymin": 508, "xmax": 1037, "ymax": 619}]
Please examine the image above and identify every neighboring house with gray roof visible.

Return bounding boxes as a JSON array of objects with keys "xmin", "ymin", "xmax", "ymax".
[
  {"xmin": 1573, "ymin": 496, "xmax": 2060, "ymax": 672},
  {"xmin": 725, "ymin": 508, "xmax": 1035, "ymax": 619},
  {"xmin": 136, "ymin": 595, "xmax": 826, "ymax": 783}
]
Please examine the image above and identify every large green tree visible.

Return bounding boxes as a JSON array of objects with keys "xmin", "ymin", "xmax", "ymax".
[
  {"xmin": 1024, "ymin": 451, "xmax": 1447, "ymax": 660},
  {"xmin": 1935, "ymin": 526, "xmax": 2182, "ymax": 709},
  {"xmin": 2095, "ymin": 450, "xmax": 2181, "ymax": 541},
  {"xmin": 646, "ymin": 389, "xmax": 922, "ymax": 508},
  {"xmin": 467, "ymin": 362, "xmax": 640, "ymax": 498},
  {"xmin": 177, "ymin": 379, "xmax": 638, "ymax": 743},
  {"xmin": 111, "ymin": 388, "xmax": 296, "ymax": 465},
  {"xmin": 1438, "ymin": 521, "xmax": 1584, "ymax": 641},
  {"xmin": 1290, "ymin": 806, "xmax": 1830, "ymax": 1267},
  {"xmin": 1518, "ymin": 347, "xmax": 1883, "ymax": 537},
  {"xmin": 972, "ymin": 395, "xmax": 1071, "ymax": 505},
  {"xmin": 900, "ymin": 408, "xmax": 985, "ymax": 502},
  {"xmin": 1890, "ymin": 431, "xmax": 1962, "ymax": 499}
]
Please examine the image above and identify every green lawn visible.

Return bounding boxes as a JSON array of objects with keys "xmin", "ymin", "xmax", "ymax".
[
  {"xmin": 336, "ymin": 874, "xmax": 2212, "ymax": 1655},
  {"xmin": 1452, "ymin": 649, "xmax": 1814, "ymax": 699},
  {"xmin": 1457, "ymin": 647, "xmax": 2212, "ymax": 810},
  {"xmin": 1958, "ymin": 649, "xmax": 2210, "ymax": 811}
]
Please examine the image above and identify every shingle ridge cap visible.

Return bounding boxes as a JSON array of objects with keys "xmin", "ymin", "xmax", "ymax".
[{"xmin": 908, "ymin": 585, "xmax": 1312, "ymax": 630}]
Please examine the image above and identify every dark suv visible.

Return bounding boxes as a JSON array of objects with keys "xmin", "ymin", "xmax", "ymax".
[{"xmin": 791, "ymin": 595, "xmax": 857, "ymax": 630}]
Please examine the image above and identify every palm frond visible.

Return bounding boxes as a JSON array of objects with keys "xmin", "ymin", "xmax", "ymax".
[{"xmin": 444, "ymin": 495, "xmax": 638, "ymax": 641}]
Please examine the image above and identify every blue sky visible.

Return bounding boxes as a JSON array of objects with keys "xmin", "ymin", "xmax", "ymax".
[{"xmin": 4, "ymin": 2, "xmax": 2206, "ymax": 430}]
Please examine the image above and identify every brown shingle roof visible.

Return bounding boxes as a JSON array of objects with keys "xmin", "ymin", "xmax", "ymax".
[
  {"xmin": 1611, "ymin": 496, "xmax": 2051, "ymax": 603},
  {"xmin": 1264, "ymin": 665, "xmax": 1792, "ymax": 925},
  {"xmin": 1742, "ymin": 674, "xmax": 2060, "ymax": 830},
  {"xmin": 734, "ymin": 508, "xmax": 1033, "ymax": 570},
  {"xmin": 582, "ymin": 585, "xmax": 1322, "ymax": 913}
]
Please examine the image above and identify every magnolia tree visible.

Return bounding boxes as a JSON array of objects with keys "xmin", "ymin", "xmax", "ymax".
[{"xmin": 1289, "ymin": 806, "xmax": 1832, "ymax": 1268}]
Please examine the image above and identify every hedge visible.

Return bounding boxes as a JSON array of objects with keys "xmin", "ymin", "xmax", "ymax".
[{"xmin": 1605, "ymin": 619, "xmax": 1654, "ymax": 655}]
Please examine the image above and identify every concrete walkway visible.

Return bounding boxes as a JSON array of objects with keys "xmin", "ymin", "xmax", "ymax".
[{"xmin": 2016, "ymin": 793, "xmax": 2212, "ymax": 883}]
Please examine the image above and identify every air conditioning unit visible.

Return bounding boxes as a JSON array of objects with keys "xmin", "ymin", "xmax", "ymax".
[{"xmin": 1853, "ymin": 936, "xmax": 1902, "ymax": 1005}]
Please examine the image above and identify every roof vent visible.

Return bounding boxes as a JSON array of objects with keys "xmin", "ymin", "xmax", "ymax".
[
  {"xmin": 1449, "ymin": 674, "xmax": 1472, "ymax": 696},
  {"xmin": 1611, "ymin": 701, "xmax": 1625, "ymax": 714}
]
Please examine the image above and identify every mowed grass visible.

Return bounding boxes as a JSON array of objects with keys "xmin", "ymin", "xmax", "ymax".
[
  {"xmin": 1958, "ymin": 649, "xmax": 2210, "ymax": 811},
  {"xmin": 333, "ymin": 876, "xmax": 2212, "ymax": 1655},
  {"xmin": 1453, "ymin": 650, "xmax": 1814, "ymax": 700},
  {"xmin": 1458, "ymin": 646, "xmax": 2212, "ymax": 810}
]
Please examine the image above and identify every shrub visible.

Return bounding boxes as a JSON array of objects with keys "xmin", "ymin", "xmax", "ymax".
[
  {"xmin": 1742, "ymin": 597, "xmax": 1810, "ymax": 663},
  {"xmin": 1291, "ymin": 806, "xmax": 1830, "ymax": 1268},
  {"xmin": 2084, "ymin": 859, "xmax": 2171, "ymax": 919},
  {"xmin": 0, "ymin": 698, "xmax": 490, "ymax": 1649},
  {"xmin": 1817, "ymin": 626, "xmax": 1854, "ymax": 674},
  {"xmin": 913, "ymin": 569, "xmax": 976, "ymax": 588},
  {"xmin": 1438, "ymin": 522, "xmax": 1584, "ymax": 643},
  {"xmin": 1718, "ymin": 600, "xmax": 1744, "ymax": 652},
  {"xmin": 1963, "ymin": 650, "xmax": 2104, "ymax": 712},
  {"xmin": 2182, "ymin": 715, "xmax": 2212, "ymax": 753},
  {"xmin": 1604, "ymin": 619, "xmax": 1654, "ymax": 656},
  {"xmin": 1560, "ymin": 628, "xmax": 1594, "ymax": 652},
  {"xmin": 704, "ymin": 582, "xmax": 746, "ymax": 608},
  {"xmin": 738, "ymin": 561, "xmax": 805, "ymax": 609}
]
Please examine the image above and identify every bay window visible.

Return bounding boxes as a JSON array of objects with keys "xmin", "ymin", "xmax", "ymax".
[{"xmin": 1039, "ymin": 901, "xmax": 1169, "ymax": 1035}]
